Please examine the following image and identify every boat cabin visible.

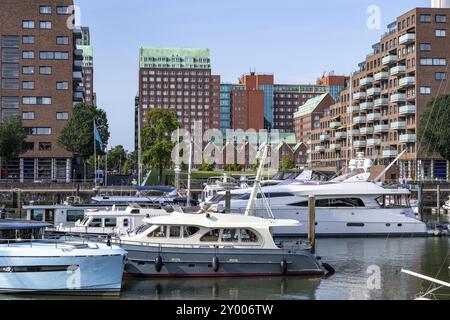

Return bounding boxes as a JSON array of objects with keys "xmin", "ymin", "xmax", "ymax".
[{"xmin": 0, "ymin": 219, "xmax": 51, "ymax": 241}]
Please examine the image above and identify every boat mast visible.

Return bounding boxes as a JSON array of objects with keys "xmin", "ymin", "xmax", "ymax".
[
  {"xmin": 186, "ymin": 136, "xmax": 193, "ymax": 208},
  {"xmin": 244, "ymin": 143, "xmax": 268, "ymax": 216}
]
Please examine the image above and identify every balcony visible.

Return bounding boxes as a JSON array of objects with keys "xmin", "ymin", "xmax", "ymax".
[
  {"xmin": 347, "ymin": 105, "xmax": 360, "ymax": 113},
  {"xmin": 399, "ymin": 105, "xmax": 416, "ymax": 115},
  {"xmin": 74, "ymin": 49, "xmax": 83, "ymax": 61},
  {"xmin": 383, "ymin": 149, "xmax": 398, "ymax": 158},
  {"xmin": 399, "ymin": 134, "xmax": 416, "ymax": 143},
  {"xmin": 73, "ymin": 71, "xmax": 83, "ymax": 80},
  {"xmin": 374, "ymin": 98, "xmax": 389, "ymax": 107},
  {"xmin": 320, "ymin": 134, "xmax": 330, "ymax": 141},
  {"xmin": 374, "ymin": 72, "xmax": 389, "ymax": 82},
  {"xmin": 330, "ymin": 144, "xmax": 341, "ymax": 150},
  {"xmin": 360, "ymin": 77, "xmax": 374, "ymax": 87},
  {"xmin": 360, "ymin": 102, "xmax": 374, "ymax": 111},
  {"xmin": 353, "ymin": 116, "xmax": 367, "ymax": 124},
  {"xmin": 330, "ymin": 121, "xmax": 342, "ymax": 129},
  {"xmin": 74, "ymin": 85, "xmax": 84, "ymax": 93},
  {"xmin": 390, "ymin": 93, "xmax": 406, "ymax": 103},
  {"xmin": 390, "ymin": 66, "xmax": 406, "ymax": 76},
  {"xmin": 353, "ymin": 92, "xmax": 366, "ymax": 101},
  {"xmin": 399, "ymin": 76, "xmax": 416, "ymax": 88},
  {"xmin": 367, "ymin": 138, "xmax": 382, "ymax": 146},
  {"xmin": 382, "ymin": 55, "xmax": 398, "ymax": 65},
  {"xmin": 73, "ymin": 92, "xmax": 84, "ymax": 102},
  {"xmin": 391, "ymin": 121, "xmax": 407, "ymax": 130},
  {"xmin": 73, "ymin": 28, "xmax": 83, "ymax": 39},
  {"xmin": 315, "ymin": 146, "xmax": 325, "ymax": 152},
  {"xmin": 374, "ymin": 124, "xmax": 389, "ymax": 133},
  {"xmin": 354, "ymin": 140, "xmax": 367, "ymax": 148},
  {"xmin": 367, "ymin": 113, "xmax": 381, "ymax": 122},
  {"xmin": 367, "ymin": 87, "xmax": 381, "ymax": 97},
  {"xmin": 73, "ymin": 60, "xmax": 82, "ymax": 71},
  {"xmin": 335, "ymin": 131, "xmax": 347, "ymax": 139},
  {"xmin": 360, "ymin": 127, "xmax": 374, "ymax": 135},
  {"xmin": 399, "ymin": 33, "xmax": 415, "ymax": 45},
  {"xmin": 347, "ymin": 129, "xmax": 360, "ymax": 137}
]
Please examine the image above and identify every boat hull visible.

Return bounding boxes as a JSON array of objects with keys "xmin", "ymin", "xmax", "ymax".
[
  {"xmin": 0, "ymin": 245, "xmax": 126, "ymax": 295},
  {"xmin": 121, "ymin": 244, "xmax": 324, "ymax": 277}
]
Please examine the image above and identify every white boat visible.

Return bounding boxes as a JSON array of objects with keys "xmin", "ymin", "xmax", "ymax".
[
  {"xmin": 53, "ymin": 205, "xmax": 170, "ymax": 236},
  {"xmin": 118, "ymin": 143, "xmax": 329, "ymax": 278},
  {"xmin": 443, "ymin": 196, "xmax": 450, "ymax": 210},
  {"xmin": 0, "ymin": 220, "xmax": 127, "ymax": 295},
  {"xmin": 200, "ymin": 174, "xmax": 249, "ymax": 203}
]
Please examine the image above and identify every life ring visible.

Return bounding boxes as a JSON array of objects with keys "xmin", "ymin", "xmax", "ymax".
[
  {"xmin": 212, "ymin": 256, "xmax": 220, "ymax": 272},
  {"xmin": 280, "ymin": 259, "xmax": 288, "ymax": 274},
  {"xmin": 155, "ymin": 255, "xmax": 163, "ymax": 272}
]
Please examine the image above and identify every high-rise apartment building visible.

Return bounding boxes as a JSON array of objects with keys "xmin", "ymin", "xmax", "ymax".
[
  {"xmin": 138, "ymin": 47, "xmax": 221, "ymax": 135},
  {"xmin": 75, "ymin": 26, "xmax": 95, "ymax": 105},
  {"xmin": 0, "ymin": 0, "xmax": 82, "ymax": 182},
  {"xmin": 307, "ymin": 4, "xmax": 450, "ymax": 180}
]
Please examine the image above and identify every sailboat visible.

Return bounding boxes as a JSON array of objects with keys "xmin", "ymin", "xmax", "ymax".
[{"xmin": 401, "ymin": 268, "xmax": 450, "ymax": 300}]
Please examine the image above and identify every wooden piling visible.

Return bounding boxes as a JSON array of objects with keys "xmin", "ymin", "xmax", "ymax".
[
  {"xmin": 225, "ymin": 191, "xmax": 231, "ymax": 214},
  {"xmin": 437, "ymin": 184, "xmax": 441, "ymax": 215},
  {"xmin": 308, "ymin": 196, "xmax": 316, "ymax": 254}
]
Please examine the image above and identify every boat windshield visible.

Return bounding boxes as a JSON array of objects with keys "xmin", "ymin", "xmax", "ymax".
[
  {"xmin": 209, "ymin": 193, "xmax": 225, "ymax": 203},
  {"xmin": 133, "ymin": 224, "xmax": 150, "ymax": 235},
  {"xmin": 80, "ymin": 216, "xmax": 90, "ymax": 226}
]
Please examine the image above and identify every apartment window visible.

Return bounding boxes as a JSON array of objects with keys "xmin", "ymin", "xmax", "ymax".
[
  {"xmin": 22, "ymin": 66, "xmax": 35, "ymax": 75},
  {"xmin": 436, "ymin": 29, "xmax": 446, "ymax": 37},
  {"xmin": 39, "ymin": 66, "xmax": 52, "ymax": 75},
  {"xmin": 433, "ymin": 58, "xmax": 447, "ymax": 65},
  {"xmin": 57, "ymin": 6, "xmax": 70, "ymax": 14},
  {"xmin": 56, "ymin": 36, "xmax": 69, "ymax": 45},
  {"xmin": 436, "ymin": 72, "xmax": 447, "ymax": 80},
  {"xmin": 22, "ymin": 81, "xmax": 35, "ymax": 90},
  {"xmin": 40, "ymin": 6, "xmax": 52, "ymax": 14},
  {"xmin": 420, "ymin": 43, "xmax": 431, "ymax": 51},
  {"xmin": 22, "ymin": 21, "xmax": 35, "ymax": 29},
  {"xmin": 420, "ymin": 14, "xmax": 431, "ymax": 23},
  {"xmin": 436, "ymin": 15, "xmax": 447, "ymax": 23},
  {"xmin": 56, "ymin": 112, "xmax": 69, "ymax": 120},
  {"xmin": 40, "ymin": 51, "xmax": 69, "ymax": 60},
  {"xmin": 25, "ymin": 128, "xmax": 52, "ymax": 135},
  {"xmin": 22, "ymin": 36, "xmax": 35, "ymax": 44},
  {"xmin": 22, "ymin": 97, "xmax": 52, "ymax": 105},
  {"xmin": 22, "ymin": 112, "xmax": 35, "ymax": 120},
  {"xmin": 2, "ymin": 97, "xmax": 19, "ymax": 120},
  {"xmin": 40, "ymin": 21, "xmax": 52, "ymax": 29},
  {"xmin": 39, "ymin": 142, "xmax": 52, "ymax": 151},
  {"xmin": 420, "ymin": 87, "xmax": 431, "ymax": 95},
  {"xmin": 56, "ymin": 82, "xmax": 69, "ymax": 90},
  {"xmin": 22, "ymin": 51, "xmax": 35, "ymax": 59}
]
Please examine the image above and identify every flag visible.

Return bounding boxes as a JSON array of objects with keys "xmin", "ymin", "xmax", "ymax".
[{"xmin": 93, "ymin": 121, "xmax": 104, "ymax": 151}]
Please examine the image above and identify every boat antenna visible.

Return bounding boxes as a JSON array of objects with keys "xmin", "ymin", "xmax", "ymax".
[{"xmin": 374, "ymin": 149, "xmax": 407, "ymax": 183}]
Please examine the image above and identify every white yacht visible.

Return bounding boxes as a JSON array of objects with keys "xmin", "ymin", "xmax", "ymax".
[
  {"xmin": 0, "ymin": 220, "xmax": 127, "ymax": 295},
  {"xmin": 443, "ymin": 196, "xmax": 450, "ymax": 210},
  {"xmin": 53, "ymin": 205, "xmax": 170, "ymax": 236}
]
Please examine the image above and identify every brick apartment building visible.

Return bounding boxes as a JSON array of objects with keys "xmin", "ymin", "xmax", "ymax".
[
  {"xmin": 305, "ymin": 5, "xmax": 450, "ymax": 180},
  {"xmin": 0, "ymin": 0, "xmax": 83, "ymax": 182}
]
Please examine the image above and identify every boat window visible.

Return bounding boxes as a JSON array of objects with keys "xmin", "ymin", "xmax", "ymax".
[
  {"xmin": 289, "ymin": 198, "xmax": 365, "ymax": 207},
  {"xmin": 170, "ymin": 226, "xmax": 181, "ymax": 238},
  {"xmin": 239, "ymin": 192, "xmax": 294, "ymax": 200},
  {"xmin": 209, "ymin": 194, "xmax": 225, "ymax": 203},
  {"xmin": 67, "ymin": 210, "xmax": 84, "ymax": 222},
  {"xmin": 130, "ymin": 209, "xmax": 140, "ymax": 214},
  {"xmin": 148, "ymin": 226, "xmax": 167, "ymax": 238},
  {"xmin": 200, "ymin": 229, "xmax": 220, "ymax": 242},
  {"xmin": 183, "ymin": 226, "xmax": 200, "ymax": 238},
  {"xmin": 123, "ymin": 219, "xmax": 129, "ymax": 227},
  {"xmin": 221, "ymin": 229, "xmax": 239, "ymax": 242},
  {"xmin": 80, "ymin": 216, "xmax": 89, "ymax": 226},
  {"xmin": 347, "ymin": 223, "xmax": 365, "ymax": 227},
  {"xmin": 134, "ymin": 224, "xmax": 150, "ymax": 235},
  {"xmin": 89, "ymin": 218, "xmax": 102, "ymax": 228},
  {"xmin": 376, "ymin": 195, "xmax": 410, "ymax": 208},
  {"xmin": 30, "ymin": 209, "xmax": 44, "ymax": 221},
  {"xmin": 104, "ymin": 218, "xmax": 117, "ymax": 227},
  {"xmin": 240, "ymin": 229, "xmax": 259, "ymax": 243}
]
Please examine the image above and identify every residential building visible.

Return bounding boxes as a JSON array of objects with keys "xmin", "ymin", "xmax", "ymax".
[{"xmin": 0, "ymin": 0, "xmax": 82, "ymax": 182}]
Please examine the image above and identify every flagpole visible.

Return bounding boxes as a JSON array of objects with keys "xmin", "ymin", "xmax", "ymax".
[
  {"xmin": 105, "ymin": 144, "xmax": 108, "ymax": 187},
  {"xmin": 94, "ymin": 120, "xmax": 97, "ymax": 187}
]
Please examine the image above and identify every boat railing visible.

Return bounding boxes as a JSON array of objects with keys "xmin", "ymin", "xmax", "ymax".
[
  {"xmin": 114, "ymin": 239, "xmax": 264, "ymax": 250},
  {"xmin": 0, "ymin": 237, "xmax": 96, "ymax": 249}
]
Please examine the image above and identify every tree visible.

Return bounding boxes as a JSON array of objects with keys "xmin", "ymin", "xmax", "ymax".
[
  {"xmin": 107, "ymin": 145, "xmax": 127, "ymax": 174},
  {"xmin": 200, "ymin": 160, "xmax": 215, "ymax": 172},
  {"xmin": 0, "ymin": 116, "xmax": 27, "ymax": 178},
  {"xmin": 122, "ymin": 150, "xmax": 137, "ymax": 175},
  {"xmin": 280, "ymin": 158, "xmax": 295, "ymax": 171},
  {"xmin": 57, "ymin": 103, "xmax": 110, "ymax": 180},
  {"xmin": 418, "ymin": 94, "xmax": 450, "ymax": 161},
  {"xmin": 142, "ymin": 109, "xmax": 179, "ymax": 184},
  {"xmin": 252, "ymin": 159, "xmax": 260, "ymax": 171}
]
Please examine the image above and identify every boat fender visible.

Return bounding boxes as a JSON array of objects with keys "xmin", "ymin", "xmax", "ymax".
[
  {"xmin": 322, "ymin": 263, "xmax": 335, "ymax": 275},
  {"xmin": 155, "ymin": 255, "xmax": 163, "ymax": 272},
  {"xmin": 212, "ymin": 257, "xmax": 220, "ymax": 272},
  {"xmin": 280, "ymin": 259, "xmax": 288, "ymax": 274},
  {"xmin": 106, "ymin": 234, "xmax": 112, "ymax": 247}
]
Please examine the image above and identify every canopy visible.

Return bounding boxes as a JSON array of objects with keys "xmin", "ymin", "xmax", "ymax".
[
  {"xmin": 135, "ymin": 186, "xmax": 176, "ymax": 193},
  {"xmin": 0, "ymin": 219, "xmax": 52, "ymax": 230}
]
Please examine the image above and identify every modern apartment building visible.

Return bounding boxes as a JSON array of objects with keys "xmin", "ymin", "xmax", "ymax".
[
  {"xmin": 307, "ymin": 4, "xmax": 450, "ymax": 180},
  {"xmin": 76, "ymin": 27, "xmax": 95, "ymax": 105},
  {"xmin": 0, "ymin": 0, "xmax": 82, "ymax": 182},
  {"xmin": 138, "ymin": 47, "xmax": 221, "ymax": 134}
]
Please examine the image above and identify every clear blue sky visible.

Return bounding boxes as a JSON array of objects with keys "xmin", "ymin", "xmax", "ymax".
[{"xmin": 74, "ymin": 0, "xmax": 430, "ymax": 151}]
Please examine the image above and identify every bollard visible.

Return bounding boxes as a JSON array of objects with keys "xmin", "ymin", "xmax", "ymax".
[{"xmin": 308, "ymin": 196, "xmax": 316, "ymax": 254}]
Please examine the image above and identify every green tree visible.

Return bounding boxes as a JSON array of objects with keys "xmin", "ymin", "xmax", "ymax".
[
  {"xmin": 0, "ymin": 116, "xmax": 27, "ymax": 178},
  {"xmin": 418, "ymin": 94, "xmax": 450, "ymax": 161},
  {"xmin": 279, "ymin": 158, "xmax": 295, "ymax": 171},
  {"xmin": 200, "ymin": 160, "xmax": 215, "ymax": 172},
  {"xmin": 107, "ymin": 145, "xmax": 127, "ymax": 174},
  {"xmin": 252, "ymin": 159, "xmax": 260, "ymax": 171},
  {"xmin": 122, "ymin": 150, "xmax": 137, "ymax": 175},
  {"xmin": 142, "ymin": 109, "xmax": 179, "ymax": 184},
  {"xmin": 57, "ymin": 103, "xmax": 110, "ymax": 180}
]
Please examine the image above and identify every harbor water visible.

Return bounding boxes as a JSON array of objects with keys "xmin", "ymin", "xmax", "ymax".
[{"xmin": 1, "ymin": 215, "xmax": 449, "ymax": 301}]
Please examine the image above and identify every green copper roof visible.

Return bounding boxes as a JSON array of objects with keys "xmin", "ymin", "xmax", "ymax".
[
  {"xmin": 294, "ymin": 93, "xmax": 328, "ymax": 118},
  {"xmin": 140, "ymin": 47, "xmax": 211, "ymax": 69},
  {"xmin": 76, "ymin": 45, "xmax": 93, "ymax": 67}
]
